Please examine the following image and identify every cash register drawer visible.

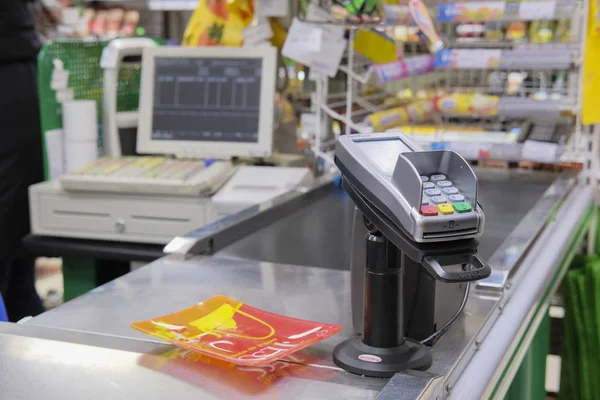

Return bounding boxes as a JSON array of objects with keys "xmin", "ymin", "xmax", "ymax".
[{"xmin": 29, "ymin": 182, "xmax": 211, "ymax": 244}]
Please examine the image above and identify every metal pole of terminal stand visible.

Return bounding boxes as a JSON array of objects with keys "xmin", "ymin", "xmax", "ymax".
[{"xmin": 364, "ymin": 232, "xmax": 404, "ymax": 348}]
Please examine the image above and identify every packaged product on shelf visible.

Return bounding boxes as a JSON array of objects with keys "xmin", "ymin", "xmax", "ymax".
[
  {"xmin": 505, "ymin": 21, "xmax": 526, "ymax": 42},
  {"xmin": 82, "ymin": 8, "xmax": 95, "ymax": 37},
  {"xmin": 484, "ymin": 22, "xmax": 505, "ymax": 41},
  {"xmin": 372, "ymin": 54, "xmax": 434, "ymax": 84},
  {"xmin": 367, "ymin": 106, "xmax": 410, "ymax": 131},
  {"xmin": 90, "ymin": 10, "xmax": 107, "ymax": 37},
  {"xmin": 529, "ymin": 20, "xmax": 554, "ymax": 43},
  {"xmin": 555, "ymin": 20, "xmax": 572, "ymax": 43},
  {"xmin": 456, "ymin": 22, "xmax": 485, "ymax": 42},
  {"xmin": 487, "ymin": 72, "xmax": 507, "ymax": 95},
  {"xmin": 505, "ymin": 72, "xmax": 527, "ymax": 96},
  {"xmin": 409, "ymin": 0, "xmax": 443, "ymax": 53},
  {"xmin": 550, "ymin": 72, "xmax": 566, "ymax": 100},
  {"xmin": 120, "ymin": 10, "xmax": 140, "ymax": 37},
  {"xmin": 354, "ymin": 28, "xmax": 397, "ymax": 64},
  {"xmin": 406, "ymin": 99, "xmax": 435, "ymax": 122},
  {"xmin": 434, "ymin": 93, "xmax": 499, "ymax": 116},
  {"xmin": 106, "ymin": 8, "xmax": 125, "ymax": 38}
]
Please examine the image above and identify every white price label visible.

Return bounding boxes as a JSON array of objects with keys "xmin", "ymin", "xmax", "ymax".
[
  {"xmin": 100, "ymin": 46, "xmax": 119, "ymax": 69},
  {"xmin": 451, "ymin": 49, "xmax": 501, "ymax": 69},
  {"xmin": 301, "ymin": 113, "xmax": 328, "ymax": 138},
  {"xmin": 257, "ymin": 0, "xmax": 289, "ymax": 17},
  {"xmin": 521, "ymin": 140, "xmax": 560, "ymax": 163},
  {"xmin": 243, "ymin": 20, "xmax": 273, "ymax": 46},
  {"xmin": 519, "ymin": 1, "xmax": 556, "ymax": 20}
]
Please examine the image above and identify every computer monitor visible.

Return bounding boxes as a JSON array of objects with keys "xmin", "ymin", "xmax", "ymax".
[{"xmin": 137, "ymin": 46, "xmax": 276, "ymax": 159}]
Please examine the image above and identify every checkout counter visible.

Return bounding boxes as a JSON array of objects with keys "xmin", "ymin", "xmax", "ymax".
[{"xmin": 0, "ymin": 141, "xmax": 593, "ymax": 399}]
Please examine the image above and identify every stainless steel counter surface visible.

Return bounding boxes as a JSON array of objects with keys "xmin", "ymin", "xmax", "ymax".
[
  {"xmin": 217, "ymin": 169, "xmax": 558, "ymax": 269},
  {"xmin": 26, "ymin": 255, "xmax": 497, "ymax": 399},
  {"xmin": 19, "ymin": 169, "xmax": 584, "ymax": 399},
  {"xmin": 0, "ymin": 323, "xmax": 383, "ymax": 400},
  {"xmin": 30, "ymin": 256, "xmax": 355, "ymax": 343}
]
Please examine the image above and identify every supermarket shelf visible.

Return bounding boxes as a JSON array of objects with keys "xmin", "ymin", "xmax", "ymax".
[
  {"xmin": 438, "ymin": 98, "xmax": 573, "ymax": 120},
  {"xmin": 434, "ymin": 48, "xmax": 575, "ymax": 70},
  {"xmin": 148, "ymin": 0, "xmax": 197, "ymax": 10},
  {"xmin": 437, "ymin": 0, "xmax": 578, "ymax": 23},
  {"xmin": 497, "ymin": 97, "xmax": 573, "ymax": 119}
]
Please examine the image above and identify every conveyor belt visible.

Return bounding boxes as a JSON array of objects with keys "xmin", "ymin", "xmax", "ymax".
[{"xmin": 218, "ymin": 169, "xmax": 558, "ymax": 267}]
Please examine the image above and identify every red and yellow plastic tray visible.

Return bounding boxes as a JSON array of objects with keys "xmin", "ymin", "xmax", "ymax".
[{"xmin": 132, "ymin": 295, "xmax": 341, "ymax": 366}]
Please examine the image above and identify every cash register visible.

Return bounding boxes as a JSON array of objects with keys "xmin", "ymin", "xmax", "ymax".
[
  {"xmin": 29, "ymin": 45, "xmax": 308, "ymax": 245},
  {"xmin": 333, "ymin": 132, "xmax": 491, "ymax": 377}
]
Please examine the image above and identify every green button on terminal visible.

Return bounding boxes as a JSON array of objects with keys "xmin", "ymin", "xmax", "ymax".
[{"xmin": 452, "ymin": 201, "xmax": 472, "ymax": 213}]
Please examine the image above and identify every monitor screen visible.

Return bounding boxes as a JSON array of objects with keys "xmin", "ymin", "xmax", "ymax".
[{"xmin": 151, "ymin": 57, "xmax": 263, "ymax": 143}]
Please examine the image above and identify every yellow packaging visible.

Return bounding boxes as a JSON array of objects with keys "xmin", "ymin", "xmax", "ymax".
[
  {"xmin": 406, "ymin": 99, "xmax": 434, "ymax": 122},
  {"xmin": 182, "ymin": 0, "xmax": 254, "ymax": 46},
  {"xmin": 368, "ymin": 106, "xmax": 410, "ymax": 131},
  {"xmin": 354, "ymin": 28, "xmax": 397, "ymax": 64},
  {"xmin": 435, "ymin": 93, "xmax": 498, "ymax": 116}
]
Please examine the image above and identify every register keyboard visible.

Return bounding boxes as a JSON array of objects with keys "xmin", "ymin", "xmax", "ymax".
[{"xmin": 60, "ymin": 157, "xmax": 235, "ymax": 196}]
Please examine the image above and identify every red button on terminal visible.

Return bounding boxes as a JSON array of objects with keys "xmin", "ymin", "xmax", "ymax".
[{"xmin": 420, "ymin": 205, "xmax": 438, "ymax": 216}]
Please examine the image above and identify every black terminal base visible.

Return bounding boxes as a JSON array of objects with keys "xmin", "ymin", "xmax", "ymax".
[{"xmin": 333, "ymin": 336, "xmax": 432, "ymax": 378}]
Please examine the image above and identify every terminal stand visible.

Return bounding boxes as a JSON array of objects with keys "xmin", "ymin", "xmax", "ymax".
[{"xmin": 333, "ymin": 177, "xmax": 491, "ymax": 377}]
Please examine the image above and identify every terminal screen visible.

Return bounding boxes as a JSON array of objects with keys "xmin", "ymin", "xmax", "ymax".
[
  {"xmin": 358, "ymin": 139, "xmax": 412, "ymax": 174},
  {"xmin": 151, "ymin": 57, "xmax": 263, "ymax": 143}
]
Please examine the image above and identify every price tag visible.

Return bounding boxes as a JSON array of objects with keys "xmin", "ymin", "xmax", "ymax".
[
  {"xmin": 100, "ymin": 46, "xmax": 119, "ymax": 69},
  {"xmin": 521, "ymin": 140, "xmax": 560, "ymax": 163},
  {"xmin": 243, "ymin": 20, "xmax": 274, "ymax": 46},
  {"xmin": 437, "ymin": 49, "xmax": 501, "ymax": 69},
  {"xmin": 519, "ymin": 1, "xmax": 556, "ymax": 20},
  {"xmin": 257, "ymin": 0, "xmax": 289, "ymax": 17},
  {"xmin": 301, "ymin": 113, "xmax": 328, "ymax": 138}
]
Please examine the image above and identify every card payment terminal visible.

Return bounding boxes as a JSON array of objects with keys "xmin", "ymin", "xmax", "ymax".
[{"xmin": 333, "ymin": 132, "xmax": 491, "ymax": 377}]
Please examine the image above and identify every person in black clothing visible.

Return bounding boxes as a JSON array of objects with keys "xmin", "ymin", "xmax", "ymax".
[{"xmin": 0, "ymin": 0, "xmax": 45, "ymax": 321}]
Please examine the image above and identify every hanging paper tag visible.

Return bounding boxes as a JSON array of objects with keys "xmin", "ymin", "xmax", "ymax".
[
  {"xmin": 243, "ymin": 20, "xmax": 274, "ymax": 46},
  {"xmin": 282, "ymin": 18, "xmax": 347, "ymax": 78}
]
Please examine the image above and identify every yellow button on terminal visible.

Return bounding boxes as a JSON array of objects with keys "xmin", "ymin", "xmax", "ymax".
[{"xmin": 437, "ymin": 203, "xmax": 454, "ymax": 215}]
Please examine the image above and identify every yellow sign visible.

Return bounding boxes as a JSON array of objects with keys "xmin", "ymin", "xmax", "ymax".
[{"xmin": 582, "ymin": 0, "xmax": 600, "ymax": 124}]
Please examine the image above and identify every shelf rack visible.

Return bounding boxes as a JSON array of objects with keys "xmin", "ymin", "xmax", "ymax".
[{"xmin": 293, "ymin": 0, "xmax": 592, "ymax": 167}]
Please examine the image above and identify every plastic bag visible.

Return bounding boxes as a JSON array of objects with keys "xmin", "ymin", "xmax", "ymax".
[{"xmin": 182, "ymin": 0, "xmax": 255, "ymax": 46}]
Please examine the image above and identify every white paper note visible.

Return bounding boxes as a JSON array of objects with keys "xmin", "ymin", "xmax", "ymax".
[
  {"xmin": 243, "ymin": 20, "xmax": 274, "ymax": 46},
  {"xmin": 282, "ymin": 18, "xmax": 347, "ymax": 78}
]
